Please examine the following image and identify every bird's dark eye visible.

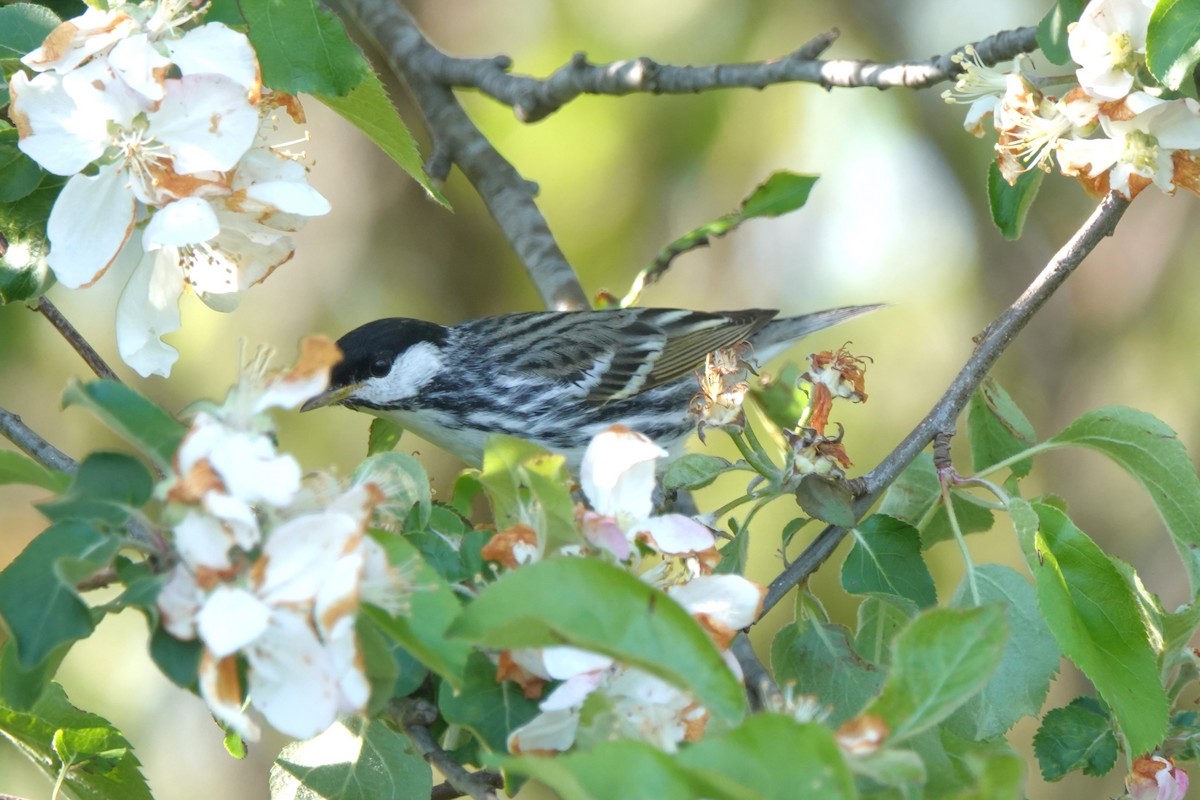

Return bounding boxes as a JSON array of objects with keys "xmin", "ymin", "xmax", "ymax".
[{"xmin": 370, "ymin": 357, "xmax": 392, "ymax": 378}]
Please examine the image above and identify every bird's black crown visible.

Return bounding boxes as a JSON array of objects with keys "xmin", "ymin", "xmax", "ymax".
[{"xmin": 331, "ymin": 317, "xmax": 449, "ymax": 388}]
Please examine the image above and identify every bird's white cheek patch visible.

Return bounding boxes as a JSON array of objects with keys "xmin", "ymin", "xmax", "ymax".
[{"xmin": 359, "ymin": 341, "xmax": 444, "ymax": 405}]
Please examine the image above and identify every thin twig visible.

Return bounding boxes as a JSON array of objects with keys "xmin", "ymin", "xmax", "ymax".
[
  {"xmin": 730, "ymin": 633, "xmax": 782, "ymax": 712},
  {"xmin": 391, "ymin": 698, "xmax": 499, "ymax": 800},
  {"xmin": 431, "ymin": 773, "xmax": 504, "ymax": 800},
  {"xmin": 759, "ymin": 192, "xmax": 1131, "ymax": 617},
  {"xmin": 35, "ymin": 297, "xmax": 120, "ymax": 382},
  {"xmin": 334, "ymin": 0, "xmax": 590, "ymax": 312},
  {"xmin": 0, "ymin": 406, "xmax": 77, "ymax": 473},
  {"xmin": 413, "ymin": 26, "xmax": 1037, "ymax": 123}
]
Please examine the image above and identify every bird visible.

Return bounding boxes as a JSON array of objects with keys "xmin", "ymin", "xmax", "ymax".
[{"xmin": 300, "ymin": 305, "xmax": 879, "ymax": 470}]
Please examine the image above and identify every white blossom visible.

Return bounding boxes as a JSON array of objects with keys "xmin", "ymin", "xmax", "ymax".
[{"xmin": 1068, "ymin": 0, "xmax": 1155, "ymax": 100}]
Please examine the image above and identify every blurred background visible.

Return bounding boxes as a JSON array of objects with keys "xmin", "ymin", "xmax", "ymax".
[{"xmin": 3, "ymin": 0, "xmax": 1198, "ymax": 796}]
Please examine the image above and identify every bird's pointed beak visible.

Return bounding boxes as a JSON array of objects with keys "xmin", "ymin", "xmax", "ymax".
[{"xmin": 300, "ymin": 382, "xmax": 362, "ymax": 413}]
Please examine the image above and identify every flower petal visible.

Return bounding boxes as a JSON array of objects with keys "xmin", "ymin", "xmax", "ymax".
[
  {"xmin": 115, "ymin": 246, "xmax": 183, "ymax": 377},
  {"xmin": 144, "ymin": 197, "xmax": 221, "ymax": 249},
  {"xmin": 46, "ymin": 167, "xmax": 137, "ymax": 288},
  {"xmin": 151, "ymin": 74, "xmax": 258, "ymax": 173},
  {"xmin": 197, "ymin": 585, "xmax": 272, "ymax": 658}
]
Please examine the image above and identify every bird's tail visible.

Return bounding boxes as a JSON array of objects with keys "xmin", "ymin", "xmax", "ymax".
[{"xmin": 750, "ymin": 304, "xmax": 883, "ymax": 362}]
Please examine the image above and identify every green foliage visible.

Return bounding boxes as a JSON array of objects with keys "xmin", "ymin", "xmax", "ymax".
[
  {"xmin": 946, "ymin": 565, "xmax": 1060, "ymax": 741},
  {"xmin": 841, "ymin": 514, "xmax": 937, "ymax": 609},
  {"xmin": 438, "ymin": 652, "xmax": 539, "ymax": 754},
  {"xmin": 315, "ymin": 72, "xmax": 448, "ymax": 206},
  {"xmin": 0, "ymin": 682, "xmax": 152, "ymax": 800},
  {"xmin": 1044, "ymin": 406, "xmax": 1200, "ymax": 594},
  {"xmin": 1037, "ymin": 0, "xmax": 1087, "ymax": 64},
  {"xmin": 622, "ymin": 172, "xmax": 820, "ymax": 305},
  {"xmin": 0, "ymin": 450, "xmax": 70, "ymax": 493},
  {"xmin": 238, "ymin": 0, "xmax": 370, "ymax": 95},
  {"xmin": 0, "ymin": 133, "xmax": 44, "ymax": 203},
  {"xmin": 0, "ymin": 172, "xmax": 61, "ymax": 304},
  {"xmin": 1147, "ymin": 0, "xmax": 1200, "ymax": 90},
  {"xmin": 662, "ymin": 453, "xmax": 731, "ymax": 491},
  {"xmin": 794, "ymin": 474, "xmax": 857, "ymax": 526},
  {"xmin": 366, "ymin": 536, "xmax": 471, "ymax": 689},
  {"xmin": 967, "ymin": 378, "xmax": 1037, "ymax": 477},
  {"xmin": 1029, "ymin": 503, "xmax": 1169, "ymax": 755},
  {"xmin": 38, "ymin": 452, "xmax": 153, "ymax": 526},
  {"xmin": 366, "ymin": 418, "xmax": 404, "ymax": 455},
  {"xmin": 1033, "ymin": 697, "xmax": 1119, "ymax": 780},
  {"xmin": 864, "ymin": 606, "xmax": 1007, "ymax": 742},
  {"xmin": 0, "ymin": 521, "xmax": 118, "ymax": 667},
  {"xmin": 62, "ymin": 380, "xmax": 186, "ymax": 472},
  {"xmin": 448, "ymin": 557, "xmax": 747, "ymax": 724},
  {"xmin": 270, "ymin": 717, "xmax": 432, "ymax": 800},
  {"xmin": 771, "ymin": 617, "xmax": 885, "ymax": 725},
  {"xmin": 0, "ymin": 3, "xmax": 61, "ymax": 62},
  {"xmin": 988, "ymin": 161, "xmax": 1045, "ymax": 240},
  {"xmin": 478, "ymin": 435, "xmax": 579, "ymax": 553},
  {"xmin": 750, "ymin": 363, "xmax": 810, "ymax": 431}
]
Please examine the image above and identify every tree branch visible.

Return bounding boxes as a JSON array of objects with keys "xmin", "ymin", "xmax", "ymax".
[
  {"xmin": 730, "ymin": 632, "xmax": 781, "ymax": 712},
  {"xmin": 334, "ymin": 0, "xmax": 590, "ymax": 311},
  {"xmin": 0, "ymin": 405, "xmax": 77, "ymax": 474},
  {"xmin": 417, "ymin": 26, "xmax": 1037, "ymax": 123},
  {"xmin": 391, "ymin": 698, "xmax": 500, "ymax": 800},
  {"xmin": 759, "ymin": 192, "xmax": 1131, "ymax": 617},
  {"xmin": 35, "ymin": 297, "xmax": 120, "ymax": 382}
]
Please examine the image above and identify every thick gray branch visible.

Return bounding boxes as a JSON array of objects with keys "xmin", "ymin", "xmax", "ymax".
[
  {"xmin": 335, "ymin": 0, "xmax": 589, "ymax": 311},
  {"xmin": 760, "ymin": 192, "xmax": 1131, "ymax": 616},
  {"xmin": 415, "ymin": 26, "xmax": 1037, "ymax": 122}
]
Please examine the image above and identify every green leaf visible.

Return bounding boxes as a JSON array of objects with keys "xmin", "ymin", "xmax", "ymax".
[
  {"xmin": 478, "ymin": 435, "xmax": 579, "ymax": 554},
  {"xmin": 1033, "ymin": 697, "xmax": 1118, "ymax": 780},
  {"xmin": 967, "ymin": 378, "xmax": 1037, "ymax": 477},
  {"xmin": 315, "ymin": 72, "xmax": 448, "ymax": 206},
  {"xmin": 920, "ymin": 489, "xmax": 995, "ymax": 550},
  {"xmin": 0, "ymin": 639, "xmax": 66, "ymax": 710},
  {"xmin": 771, "ymin": 618, "xmax": 885, "ymax": 726},
  {"xmin": 366, "ymin": 417, "xmax": 404, "ymax": 455},
  {"xmin": 438, "ymin": 651, "xmax": 539, "ymax": 754},
  {"xmin": 0, "ymin": 3, "xmax": 61, "ymax": 58},
  {"xmin": 0, "ymin": 173, "xmax": 62, "ymax": 304},
  {"xmin": 1037, "ymin": 0, "xmax": 1087, "ymax": 64},
  {"xmin": 0, "ymin": 682, "xmax": 152, "ymax": 800},
  {"xmin": 0, "ymin": 450, "xmax": 70, "ymax": 493},
  {"xmin": 623, "ymin": 172, "xmax": 819, "ymax": 305},
  {"xmin": 988, "ymin": 160, "xmax": 1044, "ymax": 240},
  {"xmin": 946, "ymin": 565, "xmax": 1060, "ymax": 741},
  {"xmin": 38, "ymin": 452, "xmax": 153, "ymax": 525},
  {"xmin": 794, "ymin": 474, "xmax": 857, "ymax": 527},
  {"xmin": 1045, "ymin": 406, "xmax": 1200, "ymax": 595},
  {"xmin": 352, "ymin": 452, "xmax": 431, "ymax": 528},
  {"xmin": 149, "ymin": 625, "xmax": 202, "ymax": 689},
  {"xmin": 750, "ymin": 363, "xmax": 810, "ymax": 431},
  {"xmin": 448, "ymin": 557, "xmax": 746, "ymax": 724},
  {"xmin": 0, "ymin": 521, "xmax": 119, "ymax": 666},
  {"xmin": 662, "ymin": 453, "xmax": 731, "ymax": 491},
  {"xmin": 1031, "ymin": 503, "xmax": 1168, "ymax": 755},
  {"xmin": 854, "ymin": 595, "xmax": 917, "ymax": 667},
  {"xmin": 864, "ymin": 606, "xmax": 1007, "ymax": 742},
  {"xmin": 270, "ymin": 717, "xmax": 431, "ymax": 800},
  {"xmin": 878, "ymin": 453, "xmax": 941, "ymax": 527},
  {"xmin": 239, "ymin": 0, "xmax": 369, "ymax": 96},
  {"xmin": 841, "ymin": 514, "xmax": 936, "ymax": 608},
  {"xmin": 0, "ymin": 137, "xmax": 45, "ymax": 204},
  {"xmin": 62, "ymin": 380, "xmax": 185, "ymax": 471},
  {"xmin": 357, "ymin": 614, "xmax": 401, "ymax": 715},
  {"xmin": 741, "ymin": 172, "xmax": 820, "ymax": 217},
  {"xmin": 364, "ymin": 536, "xmax": 470, "ymax": 689},
  {"xmin": 677, "ymin": 715, "xmax": 856, "ymax": 800},
  {"xmin": 1148, "ymin": 0, "xmax": 1200, "ymax": 90},
  {"xmin": 497, "ymin": 739, "xmax": 734, "ymax": 800}
]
